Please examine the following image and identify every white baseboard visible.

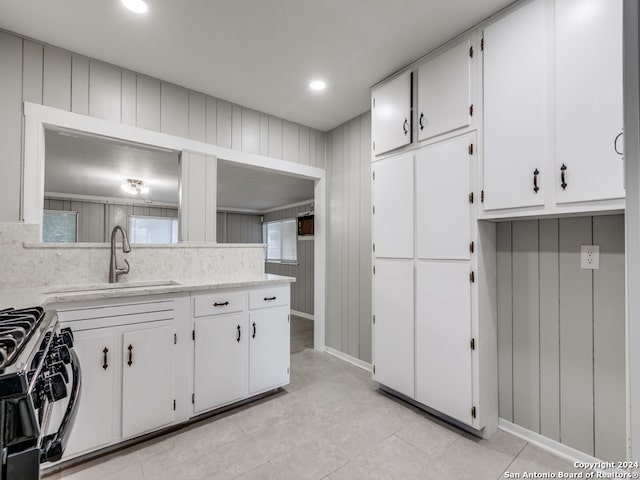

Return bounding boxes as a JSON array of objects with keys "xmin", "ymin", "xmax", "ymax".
[
  {"xmin": 290, "ymin": 309, "xmax": 314, "ymax": 321},
  {"xmin": 499, "ymin": 419, "xmax": 614, "ymax": 469},
  {"xmin": 324, "ymin": 346, "xmax": 372, "ymax": 372}
]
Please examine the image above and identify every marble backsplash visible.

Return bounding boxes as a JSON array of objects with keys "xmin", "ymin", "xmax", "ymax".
[{"xmin": 0, "ymin": 223, "xmax": 266, "ymax": 288}]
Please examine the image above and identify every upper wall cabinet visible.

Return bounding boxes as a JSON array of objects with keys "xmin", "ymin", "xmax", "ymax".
[
  {"xmin": 372, "ymin": 71, "xmax": 412, "ymax": 156},
  {"xmin": 417, "ymin": 38, "xmax": 473, "ymax": 142},
  {"xmin": 483, "ymin": 0, "xmax": 546, "ymax": 211},
  {"xmin": 555, "ymin": 0, "xmax": 624, "ymax": 204}
]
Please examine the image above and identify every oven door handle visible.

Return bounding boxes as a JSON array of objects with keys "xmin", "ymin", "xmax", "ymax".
[{"xmin": 40, "ymin": 348, "xmax": 82, "ymax": 463}]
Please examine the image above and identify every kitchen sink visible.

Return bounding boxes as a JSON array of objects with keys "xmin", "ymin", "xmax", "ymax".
[{"xmin": 45, "ymin": 280, "xmax": 180, "ymax": 294}]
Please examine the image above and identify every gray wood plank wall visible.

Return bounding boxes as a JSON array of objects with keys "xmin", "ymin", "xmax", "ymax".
[
  {"xmin": 497, "ymin": 215, "xmax": 625, "ymax": 461},
  {"xmin": 216, "ymin": 212, "xmax": 262, "ymax": 244},
  {"xmin": 263, "ymin": 203, "xmax": 315, "ymax": 317},
  {"xmin": 0, "ymin": 30, "xmax": 327, "ymax": 222},
  {"xmin": 44, "ymin": 197, "xmax": 177, "ymax": 243},
  {"xmin": 325, "ymin": 112, "xmax": 372, "ymax": 363}
]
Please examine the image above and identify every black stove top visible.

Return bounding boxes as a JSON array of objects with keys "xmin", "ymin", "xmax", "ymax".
[{"xmin": 0, "ymin": 307, "xmax": 45, "ymax": 369}]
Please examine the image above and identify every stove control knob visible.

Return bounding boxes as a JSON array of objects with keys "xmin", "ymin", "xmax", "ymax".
[
  {"xmin": 60, "ymin": 327, "xmax": 74, "ymax": 348},
  {"xmin": 45, "ymin": 372, "xmax": 67, "ymax": 402},
  {"xmin": 47, "ymin": 361, "xmax": 69, "ymax": 383},
  {"xmin": 51, "ymin": 345, "xmax": 71, "ymax": 365}
]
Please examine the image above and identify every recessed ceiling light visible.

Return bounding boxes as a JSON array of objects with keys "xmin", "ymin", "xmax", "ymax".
[
  {"xmin": 309, "ymin": 80, "xmax": 326, "ymax": 91},
  {"xmin": 122, "ymin": 0, "xmax": 148, "ymax": 14}
]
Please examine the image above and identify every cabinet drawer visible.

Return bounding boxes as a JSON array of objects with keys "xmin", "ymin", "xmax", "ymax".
[
  {"xmin": 193, "ymin": 291, "xmax": 247, "ymax": 317},
  {"xmin": 249, "ymin": 286, "xmax": 289, "ymax": 310}
]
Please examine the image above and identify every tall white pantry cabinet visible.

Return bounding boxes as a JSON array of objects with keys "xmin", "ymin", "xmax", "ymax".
[{"xmin": 370, "ymin": 0, "xmax": 623, "ymax": 439}]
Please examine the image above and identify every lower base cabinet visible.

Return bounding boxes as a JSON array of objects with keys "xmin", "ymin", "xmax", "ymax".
[{"xmin": 249, "ymin": 305, "xmax": 290, "ymax": 394}]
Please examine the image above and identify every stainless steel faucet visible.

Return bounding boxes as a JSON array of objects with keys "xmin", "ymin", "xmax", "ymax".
[{"xmin": 109, "ymin": 225, "xmax": 132, "ymax": 283}]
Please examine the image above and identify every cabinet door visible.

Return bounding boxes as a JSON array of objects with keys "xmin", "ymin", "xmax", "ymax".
[
  {"xmin": 122, "ymin": 324, "xmax": 175, "ymax": 439},
  {"xmin": 194, "ymin": 313, "xmax": 248, "ymax": 413},
  {"xmin": 373, "ymin": 153, "xmax": 414, "ymax": 258},
  {"xmin": 416, "ymin": 134, "xmax": 472, "ymax": 260},
  {"xmin": 372, "ymin": 71, "xmax": 412, "ymax": 156},
  {"xmin": 417, "ymin": 39, "xmax": 471, "ymax": 141},
  {"xmin": 249, "ymin": 306, "xmax": 290, "ymax": 394},
  {"xmin": 373, "ymin": 260, "xmax": 414, "ymax": 398},
  {"xmin": 416, "ymin": 262, "xmax": 473, "ymax": 426},
  {"xmin": 61, "ymin": 329, "xmax": 117, "ymax": 458},
  {"xmin": 555, "ymin": 0, "xmax": 624, "ymax": 203},
  {"xmin": 483, "ymin": 0, "xmax": 546, "ymax": 210}
]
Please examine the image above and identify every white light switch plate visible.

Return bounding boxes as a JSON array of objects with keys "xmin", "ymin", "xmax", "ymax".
[{"xmin": 581, "ymin": 245, "xmax": 599, "ymax": 269}]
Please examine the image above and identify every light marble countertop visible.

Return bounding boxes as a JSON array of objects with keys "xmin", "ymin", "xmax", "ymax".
[{"xmin": 0, "ymin": 273, "xmax": 295, "ymax": 310}]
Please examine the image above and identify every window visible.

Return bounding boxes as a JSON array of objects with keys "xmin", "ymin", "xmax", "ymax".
[
  {"xmin": 129, "ymin": 216, "xmax": 179, "ymax": 244},
  {"xmin": 42, "ymin": 210, "xmax": 77, "ymax": 243},
  {"xmin": 263, "ymin": 219, "xmax": 297, "ymax": 263}
]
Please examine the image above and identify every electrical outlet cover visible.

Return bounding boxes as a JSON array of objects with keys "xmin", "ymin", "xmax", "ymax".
[{"xmin": 581, "ymin": 245, "xmax": 600, "ymax": 269}]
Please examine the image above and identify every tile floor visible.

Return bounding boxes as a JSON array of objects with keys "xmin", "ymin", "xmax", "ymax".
[
  {"xmin": 290, "ymin": 315, "xmax": 314, "ymax": 353},
  {"xmin": 47, "ymin": 346, "xmax": 581, "ymax": 480}
]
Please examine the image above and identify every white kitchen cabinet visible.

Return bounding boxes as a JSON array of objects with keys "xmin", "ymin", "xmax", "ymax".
[
  {"xmin": 373, "ymin": 260, "xmax": 414, "ymax": 399},
  {"xmin": 121, "ymin": 323, "xmax": 175, "ymax": 439},
  {"xmin": 193, "ymin": 313, "xmax": 248, "ymax": 413},
  {"xmin": 372, "ymin": 152, "xmax": 414, "ymax": 258},
  {"xmin": 61, "ymin": 329, "xmax": 116, "ymax": 458},
  {"xmin": 483, "ymin": 0, "xmax": 546, "ymax": 211},
  {"xmin": 417, "ymin": 38, "xmax": 472, "ymax": 142},
  {"xmin": 416, "ymin": 133, "xmax": 473, "ymax": 260},
  {"xmin": 372, "ymin": 71, "xmax": 412, "ymax": 156},
  {"xmin": 249, "ymin": 305, "xmax": 290, "ymax": 394},
  {"xmin": 555, "ymin": 0, "xmax": 624, "ymax": 204},
  {"xmin": 416, "ymin": 262, "xmax": 474, "ymax": 426}
]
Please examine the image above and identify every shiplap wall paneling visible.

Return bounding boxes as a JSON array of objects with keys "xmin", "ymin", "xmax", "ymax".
[
  {"xmin": 160, "ymin": 82, "xmax": 189, "ymax": 138},
  {"xmin": 121, "ymin": 70, "xmax": 136, "ymax": 126},
  {"xmin": 259, "ymin": 113, "xmax": 269, "ymax": 156},
  {"xmin": 0, "ymin": 32, "xmax": 22, "ymax": 222},
  {"xmin": 188, "ymin": 91, "xmax": 206, "ymax": 142},
  {"xmin": 496, "ymin": 222, "xmax": 513, "ymax": 422},
  {"xmin": 593, "ymin": 215, "xmax": 626, "ymax": 461},
  {"xmin": 216, "ymin": 100, "xmax": 232, "ymax": 149},
  {"xmin": 23, "ymin": 41, "xmax": 43, "ymax": 105},
  {"xmin": 559, "ymin": 217, "xmax": 594, "ymax": 455},
  {"xmin": 268, "ymin": 116, "xmax": 283, "ymax": 160},
  {"xmin": 347, "ymin": 117, "xmax": 362, "ymax": 356},
  {"xmin": 283, "ymin": 121, "xmax": 300, "ymax": 164},
  {"xmin": 299, "ymin": 126, "xmax": 310, "ymax": 166},
  {"xmin": 43, "ymin": 46, "xmax": 71, "ymax": 111},
  {"xmin": 232, "ymin": 105, "xmax": 241, "ymax": 150},
  {"xmin": 136, "ymin": 75, "xmax": 161, "ymax": 131},
  {"xmin": 181, "ymin": 153, "xmax": 216, "ymax": 241},
  {"xmin": 327, "ymin": 126, "xmax": 343, "ymax": 350},
  {"xmin": 89, "ymin": 60, "xmax": 121, "ymax": 122},
  {"xmin": 225, "ymin": 213, "xmax": 262, "ymax": 243},
  {"xmin": 241, "ymin": 109, "xmax": 260, "ymax": 154},
  {"xmin": 205, "ymin": 97, "xmax": 217, "ymax": 145},
  {"xmin": 359, "ymin": 113, "xmax": 372, "ymax": 363},
  {"xmin": 538, "ymin": 218, "xmax": 560, "ymax": 441},
  {"xmin": 512, "ymin": 220, "xmax": 540, "ymax": 432},
  {"xmin": 71, "ymin": 55, "xmax": 89, "ymax": 115}
]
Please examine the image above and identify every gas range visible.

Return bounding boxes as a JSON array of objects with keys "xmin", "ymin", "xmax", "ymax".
[{"xmin": 0, "ymin": 306, "xmax": 81, "ymax": 480}]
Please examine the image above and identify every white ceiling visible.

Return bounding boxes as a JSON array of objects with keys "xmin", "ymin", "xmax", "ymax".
[
  {"xmin": 44, "ymin": 129, "xmax": 314, "ymax": 210},
  {"xmin": 0, "ymin": 0, "xmax": 513, "ymax": 131}
]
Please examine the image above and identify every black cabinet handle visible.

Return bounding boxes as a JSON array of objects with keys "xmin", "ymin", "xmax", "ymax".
[
  {"xmin": 533, "ymin": 168, "xmax": 540, "ymax": 193},
  {"xmin": 264, "ymin": 296, "xmax": 276, "ymax": 301},
  {"xmin": 102, "ymin": 347, "xmax": 109, "ymax": 370},
  {"xmin": 560, "ymin": 164, "xmax": 567, "ymax": 190},
  {"xmin": 127, "ymin": 344, "xmax": 133, "ymax": 366},
  {"xmin": 213, "ymin": 301, "xmax": 229, "ymax": 307},
  {"xmin": 419, "ymin": 113, "xmax": 425, "ymax": 130},
  {"xmin": 402, "ymin": 118, "xmax": 409, "ymax": 135},
  {"xmin": 237, "ymin": 325, "xmax": 241, "ymax": 343},
  {"xmin": 615, "ymin": 131, "xmax": 624, "ymax": 156},
  {"xmin": 252, "ymin": 322, "xmax": 257, "ymax": 338}
]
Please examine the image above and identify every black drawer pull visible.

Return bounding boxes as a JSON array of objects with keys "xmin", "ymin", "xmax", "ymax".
[
  {"xmin": 402, "ymin": 118, "xmax": 409, "ymax": 135},
  {"xmin": 102, "ymin": 347, "xmax": 109, "ymax": 370},
  {"xmin": 214, "ymin": 301, "xmax": 229, "ymax": 307},
  {"xmin": 127, "ymin": 344, "xmax": 133, "ymax": 366},
  {"xmin": 560, "ymin": 163, "xmax": 567, "ymax": 190},
  {"xmin": 419, "ymin": 113, "xmax": 425, "ymax": 130},
  {"xmin": 237, "ymin": 325, "xmax": 241, "ymax": 343},
  {"xmin": 533, "ymin": 168, "xmax": 539, "ymax": 193},
  {"xmin": 252, "ymin": 322, "xmax": 257, "ymax": 338},
  {"xmin": 264, "ymin": 296, "xmax": 277, "ymax": 301}
]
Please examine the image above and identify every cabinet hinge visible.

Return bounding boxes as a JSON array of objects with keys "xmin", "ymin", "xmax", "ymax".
[
  {"xmin": 373, "ymin": 243, "xmax": 375, "ymax": 253},
  {"xmin": 372, "ymin": 205, "xmax": 375, "ymax": 215},
  {"xmin": 481, "ymin": 190, "xmax": 485, "ymax": 203},
  {"xmin": 373, "ymin": 141, "xmax": 376, "ymax": 151},
  {"xmin": 373, "ymin": 171, "xmax": 375, "ymax": 180},
  {"xmin": 472, "ymin": 406, "xmax": 477, "ymax": 418},
  {"xmin": 469, "ymin": 192, "xmax": 474, "ymax": 204},
  {"xmin": 192, "ymin": 329, "xmax": 195, "ymax": 341},
  {"xmin": 373, "ymin": 265, "xmax": 376, "ymax": 275},
  {"xmin": 288, "ymin": 314, "xmax": 290, "ymax": 323},
  {"xmin": 192, "ymin": 393, "xmax": 195, "ymax": 404},
  {"xmin": 469, "ymin": 104, "xmax": 474, "ymax": 117},
  {"xmin": 470, "ymin": 271, "xmax": 475, "ymax": 283},
  {"xmin": 468, "ymin": 143, "xmax": 474, "ymax": 155},
  {"xmin": 173, "ymin": 399, "xmax": 176, "ymax": 411},
  {"xmin": 373, "ymin": 97, "xmax": 376, "ymax": 108},
  {"xmin": 373, "ymin": 365, "xmax": 376, "ymax": 374},
  {"xmin": 287, "ymin": 366, "xmax": 290, "ymax": 374},
  {"xmin": 471, "ymin": 338, "xmax": 476, "ymax": 350},
  {"xmin": 469, "ymin": 45, "xmax": 473, "ymax": 58},
  {"xmin": 481, "ymin": 38, "xmax": 484, "ymax": 51},
  {"xmin": 174, "ymin": 333, "xmax": 177, "ymax": 345},
  {"xmin": 470, "ymin": 241, "xmax": 475, "ymax": 254},
  {"xmin": 373, "ymin": 315, "xmax": 376, "ymax": 325}
]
